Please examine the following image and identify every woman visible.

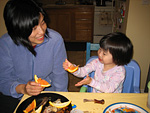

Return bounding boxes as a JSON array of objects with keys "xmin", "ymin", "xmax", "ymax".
[{"xmin": 0, "ymin": 0, "xmax": 68, "ymax": 112}]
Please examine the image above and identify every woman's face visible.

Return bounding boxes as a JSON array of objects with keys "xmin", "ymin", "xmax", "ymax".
[{"xmin": 28, "ymin": 13, "xmax": 47, "ymax": 46}]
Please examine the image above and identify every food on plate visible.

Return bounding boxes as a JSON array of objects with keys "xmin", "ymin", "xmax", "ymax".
[
  {"xmin": 49, "ymin": 99, "xmax": 72, "ymax": 108},
  {"xmin": 106, "ymin": 107, "xmax": 137, "ymax": 113},
  {"xmin": 43, "ymin": 105, "xmax": 69, "ymax": 113},
  {"xmin": 44, "ymin": 99, "xmax": 71, "ymax": 113},
  {"xmin": 23, "ymin": 98, "xmax": 71, "ymax": 113},
  {"xmin": 34, "ymin": 75, "xmax": 51, "ymax": 87},
  {"xmin": 23, "ymin": 99, "xmax": 36, "ymax": 113},
  {"xmin": 34, "ymin": 105, "xmax": 43, "ymax": 113},
  {"xmin": 27, "ymin": 105, "xmax": 43, "ymax": 113}
]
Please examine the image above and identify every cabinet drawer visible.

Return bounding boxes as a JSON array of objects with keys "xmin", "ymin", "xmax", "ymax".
[
  {"xmin": 76, "ymin": 20, "xmax": 92, "ymax": 29},
  {"xmin": 75, "ymin": 12, "xmax": 93, "ymax": 19}
]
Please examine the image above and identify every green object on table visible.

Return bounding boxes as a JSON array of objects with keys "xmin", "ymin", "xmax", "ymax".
[
  {"xmin": 148, "ymin": 81, "xmax": 150, "ymax": 89},
  {"xmin": 80, "ymin": 86, "xmax": 87, "ymax": 92}
]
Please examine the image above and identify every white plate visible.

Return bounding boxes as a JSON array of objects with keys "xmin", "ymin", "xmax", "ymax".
[
  {"xmin": 70, "ymin": 109, "xmax": 83, "ymax": 113},
  {"xmin": 103, "ymin": 102, "xmax": 148, "ymax": 113}
]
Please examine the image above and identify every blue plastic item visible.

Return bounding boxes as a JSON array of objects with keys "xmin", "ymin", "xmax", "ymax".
[
  {"xmin": 80, "ymin": 56, "xmax": 141, "ymax": 93},
  {"xmin": 123, "ymin": 60, "xmax": 141, "ymax": 93},
  {"xmin": 86, "ymin": 42, "xmax": 100, "ymax": 62}
]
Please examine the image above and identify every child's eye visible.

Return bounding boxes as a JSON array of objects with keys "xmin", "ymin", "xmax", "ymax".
[{"xmin": 99, "ymin": 48, "xmax": 102, "ymax": 52}]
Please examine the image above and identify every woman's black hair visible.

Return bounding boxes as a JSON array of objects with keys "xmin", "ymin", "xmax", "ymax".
[
  {"xmin": 99, "ymin": 32, "xmax": 133, "ymax": 66},
  {"xmin": 3, "ymin": 0, "xmax": 48, "ymax": 56}
]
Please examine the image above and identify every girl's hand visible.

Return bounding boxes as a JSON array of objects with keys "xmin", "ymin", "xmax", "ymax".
[
  {"xmin": 75, "ymin": 74, "xmax": 92, "ymax": 86},
  {"xmin": 63, "ymin": 59, "xmax": 73, "ymax": 70},
  {"xmin": 24, "ymin": 81, "xmax": 44, "ymax": 96}
]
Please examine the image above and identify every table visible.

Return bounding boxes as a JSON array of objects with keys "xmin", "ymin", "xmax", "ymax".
[{"xmin": 14, "ymin": 91, "xmax": 150, "ymax": 113}]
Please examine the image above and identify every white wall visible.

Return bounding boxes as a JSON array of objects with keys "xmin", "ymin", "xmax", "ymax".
[{"xmin": 126, "ymin": 0, "xmax": 150, "ymax": 92}]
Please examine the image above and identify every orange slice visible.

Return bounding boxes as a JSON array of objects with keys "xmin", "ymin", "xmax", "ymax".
[
  {"xmin": 49, "ymin": 100, "xmax": 71, "ymax": 108},
  {"xmin": 34, "ymin": 75, "xmax": 51, "ymax": 87},
  {"xmin": 67, "ymin": 65, "xmax": 79, "ymax": 73},
  {"xmin": 34, "ymin": 105, "xmax": 43, "ymax": 113},
  {"xmin": 23, "ymin": 99, "xmax": 36, "ymax": 113}
]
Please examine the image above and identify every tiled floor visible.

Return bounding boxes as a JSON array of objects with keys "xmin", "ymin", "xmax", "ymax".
[{"xmin": 67, "ymin": 51, "xmax": 97, "ymax": 92}]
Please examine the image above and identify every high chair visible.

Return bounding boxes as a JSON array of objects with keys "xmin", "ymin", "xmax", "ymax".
[
  {"xmin": 86, "ymin": 42, "xmax": 100, "ymax": 62},
  {"xmin": 80, "ymin": 56, "xmax": 141, "ymax": 93}
]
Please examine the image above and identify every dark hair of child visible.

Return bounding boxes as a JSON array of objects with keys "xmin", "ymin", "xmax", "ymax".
[{"xmin": 99, "ymin": 32, "xmax": 133, "ymax": 66}]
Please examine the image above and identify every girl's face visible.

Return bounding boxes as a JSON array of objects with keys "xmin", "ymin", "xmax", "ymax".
[
  {"xmin": 28, "ymin": 13, "xmax": 47, "ymax": 46},
  {"xmin": 98, "ymin": 48, "xmax": 115, "ymax": 66}
]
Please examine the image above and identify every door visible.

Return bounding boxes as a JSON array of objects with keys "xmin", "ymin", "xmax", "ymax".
[{"xmin": 45, "ymin": 8, "xmax": 72, "ymax": 41}]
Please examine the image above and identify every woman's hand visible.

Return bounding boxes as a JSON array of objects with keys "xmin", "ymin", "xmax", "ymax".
[
  {"xmin": 63, "ymin": 59, "xmax": 73, "ymax": 70},
  {"xmin": 25, "ymin": 81, "xmax": 44, "ymax": 96},
  {"xmin": 16, "ymin": 81, "xmax": 44, "ymax": 96},
  {"xmin": 75, "ymin": 74, "xmax": 92, "ymax": 86}
]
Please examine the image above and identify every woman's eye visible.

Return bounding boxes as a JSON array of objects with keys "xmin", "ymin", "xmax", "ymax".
[
  {"xmin": 33, "ymin": 26, "xmax": 37, "ymax": 31},
  {"xmin": 41, "ymin": 20, "xmax": 45, "ymax": 25}
]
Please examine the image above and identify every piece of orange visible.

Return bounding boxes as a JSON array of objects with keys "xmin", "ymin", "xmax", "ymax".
[
  {"xmin": 67, "ymin": 65, "xmax": 79, "ymax": 73},
  {"xmin": 49, "ymin": 100, "xmax": 72, "ymax": 108},
  {"xmin": 34, "ymin": 75, "xmax": 51, "ymax": 87},
  {"xmin": 34, "ymin": 105, "xmax": 43, "ymax": 113},
  {"xmin": 23, "ymin": 99, "xmax": 36, "ymax": 113}
]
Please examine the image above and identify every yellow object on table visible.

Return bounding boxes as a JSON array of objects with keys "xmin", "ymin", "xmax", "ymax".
[{"xmin": 14, "ymin": 91, "xmax": 150, "ymax": 113}]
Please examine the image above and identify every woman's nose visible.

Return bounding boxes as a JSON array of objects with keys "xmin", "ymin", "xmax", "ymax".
[{"xmin": 38, "ymin": 26, "xmax": 44, "ymax": 34}]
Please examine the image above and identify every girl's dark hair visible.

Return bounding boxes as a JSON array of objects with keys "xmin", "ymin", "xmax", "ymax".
[
  {"xmin": 3, "ymin": 0, "xmax": 48, "ymax": 56},
  {"xmin": 99, "ymin": 32, "xmax": 133, "ymax": 65}
]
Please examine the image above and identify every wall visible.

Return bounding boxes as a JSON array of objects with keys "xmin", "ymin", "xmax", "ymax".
[
  {"xmin": 0, "ymin": 0, "xmax": 7, "ymax": 37},
  {"xmin": 126, "ymin": 0, "xmax": 150, "ymax": 92}
]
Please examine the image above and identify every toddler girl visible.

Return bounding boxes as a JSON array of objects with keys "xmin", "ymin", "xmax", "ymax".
[{"xmin": 63, "ymin": 32, "xmax": 133, "ymax": 93}]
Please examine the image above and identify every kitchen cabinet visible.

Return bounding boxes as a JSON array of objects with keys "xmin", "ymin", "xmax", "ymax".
[
  {"xmin": 75, "ymin": 8, "xmax": 94, "ymax": 42},
  {"xmin": 43, "ymin": 5, "xmax": 94, "ymax": 42}
]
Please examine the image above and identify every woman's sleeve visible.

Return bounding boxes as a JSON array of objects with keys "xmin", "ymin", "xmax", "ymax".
[
  {"xmin": 0, "ymin": 40, "xmax": 23, "ymax": 98},
  {"xmin": 52, "ymin": 35, "xmax": 68, "ymax": 91}
]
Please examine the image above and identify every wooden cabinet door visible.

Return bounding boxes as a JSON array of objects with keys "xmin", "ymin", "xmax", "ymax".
[
  {"xmin": 45, "ymin": 9, "xmax": 73, "ymax": 41},
  {"xmin": 44, "ymin": 6, "xmax": 94, "ymax": 42},
  {"xmin": 75, "ymin": 7, "xmax": 94, "ymax": 42}
]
